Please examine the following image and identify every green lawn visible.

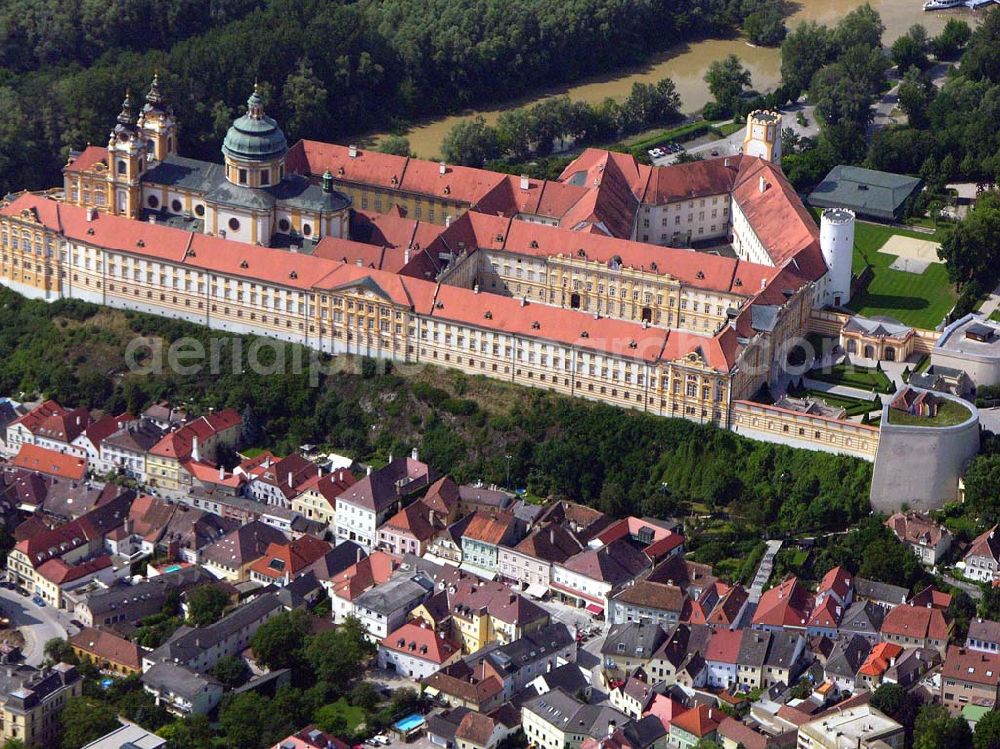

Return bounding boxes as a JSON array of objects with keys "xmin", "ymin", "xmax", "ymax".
[
  {"xmin": 807, "ymin": 362, "xmax": 894, "ymax": 393},
  {"xmin": 991, "ymin": 309, "xmax": 1000, "ymax": 323},
  {"xmin": 318, "ymin": 698, "xmax": 366, "ymax": 732},
  {"xmin": 715, "ymin": 121, "xmax": 743, "ymax": 137},
  {"xmin": 887, "ymin": 399, "xmax": 971, "ymax": 427},
  {"xmin": 846, "ymin": 221, "xmax": 957, "ymax": 330}
]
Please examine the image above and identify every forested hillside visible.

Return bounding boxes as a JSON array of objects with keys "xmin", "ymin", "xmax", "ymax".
[
  {"xmin": 0, "ymin": 287, "xmax": 872, "ymax": 537},
  {"xmin": 0, "ymin": 0, "xmax": 777, "ymax": 196}
]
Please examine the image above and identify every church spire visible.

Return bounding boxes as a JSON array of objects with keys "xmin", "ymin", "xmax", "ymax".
[
  {"xmin": 145, "ymin": 72, "xmax": 163, "ymax": 109},
  {"xmin": 117, "ymin": 90, "xmax": 135, "ymax": 128},
  {"xmin": 247, "ymin": 81, "xmax": 265, "ymax": 120}
]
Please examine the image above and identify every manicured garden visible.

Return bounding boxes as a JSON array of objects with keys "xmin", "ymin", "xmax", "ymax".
[
  {"xmin": 846, "ymin": 221, "xmax": 957, "ymax": 330},
  {"xmin": 807, "ymin": 362, "xmax": 894, "ymax": 393},
  {"xmin": 803, "ymin": 389, "xmax": 878, "ymax": 417}
]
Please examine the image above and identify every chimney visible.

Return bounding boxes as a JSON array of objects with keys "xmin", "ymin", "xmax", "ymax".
[
  {"xmin": 348, "ymin": 145, "xmax": 358, "ymax": 158},
  {"xmin": 356, "ymin": 548, "xmax": 363, "ymax": 563},
  {"xmin": 86, "ymin": 207, "xmax": 96, "ymax": 221},
  {"xmin": 411, "ymin": 447, "xmax": 419, "ymax": 461},
  {"xmin": 219, "ymin": 465, "xmax": 224, "ymax": 481},
  {"xmin": 318, "ymin": 466, "xmax": 322, "ymax": 478},
  {"xmin": 520, "ymin": 297, "xmax": 526, "ymax": 307},
  {"xmin": 288, "ymin": 472, "xmax": 294, "ymax": 489},
  {"xmin": 550, "ymin": 528, "xmax": 555, "ymax": 545},
  {"xmin": 439, "ymin": 161, "xmax": 447, "ymax": 175},
  {"xmin": 445, "ymin": 215, "xmax": 452, "ymax": 228},
  {"xmin": 724, "ymin": 158, "xmax": 730, "ymax": 168},
  {"xmin": 191, "ymin": 436, "xmax": 200, "ymax": 462},
  {"xmin": 367, "ymin": 465, "xmax": 372, "ymax": 476},
  {"xmin": 519, "ymin": 174, "xmax": 530, "ymax": 190},
  {"xmin": 607, "ymin": 721, "xmax": 616, "ymax": 740},
  {"xmin": 404, "ymin": 246, "xmax": 411, "ymax": 264},
  {"xmin": 148, "ymin": 215, "xmax": 157, "ymax": 224},
  {"xmin": 429, "ymin": 509, "xmax": 437, "ymax": 527},
  {"xmin": 389, "ymin": 453, "xmax": 394, "ymax": 464},
  {"xmin": 473, "ymin": 283, "xmax": 480, "ymax": 294},
  {"xmin": 758, "ymin": 176, "xmax": 767, "ymax": 193}
]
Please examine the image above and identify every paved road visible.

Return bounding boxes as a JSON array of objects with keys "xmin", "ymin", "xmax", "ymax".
[{"xmin": 0, "ymin": 588, "xmax": 70, "ymax": 665}]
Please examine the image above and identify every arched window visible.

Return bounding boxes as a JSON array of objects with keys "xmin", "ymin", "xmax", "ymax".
[
  {"xmin": 885, "ymin": 347, "xmax": 896, "ymax": 362},
  {"xmin": 117, "ymin": 160, "xmax": 127, "ymax": 175},
  {"xmin": 864, "ymin": 344, "xmax": 875, "ymax": 359},
  {"xmin": 146, "ymin": 140, "xmax": 154, "ymax": 154}
]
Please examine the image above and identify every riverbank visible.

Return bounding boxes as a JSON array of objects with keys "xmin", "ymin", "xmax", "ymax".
[{"xmin": 368, "ymin": 0, "xmax": 978, "ymax": 159}]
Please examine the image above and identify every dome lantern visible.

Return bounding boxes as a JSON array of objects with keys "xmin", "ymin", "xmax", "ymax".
[{"xmin": 222, "ymin": 83, "xmax": 288, "ymax": 164}]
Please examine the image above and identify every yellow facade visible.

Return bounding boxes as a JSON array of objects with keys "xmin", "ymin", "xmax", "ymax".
[
  {"xmin": 0, "ymin": 208, "xmax": 61, "ymax": 298},
  {"xmin": 332, "ymin": 181, "xmax": 467, "ymax": 225},
  {"xmin": 291, "ymin": 487, "xmax": 337, "ymax": 527},
  {"xmin": 0, "ymin": 669, "xmax": 81, "ymax": 748}
]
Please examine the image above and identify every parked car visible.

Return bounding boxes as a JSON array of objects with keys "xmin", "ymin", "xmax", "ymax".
[
  {"xmin": 70, "ymin": 619, "xmax": 84, "ymax": 630},
  {"xmin": 32, "ymin": 596, "xmax": 44, "ymax": 607}
]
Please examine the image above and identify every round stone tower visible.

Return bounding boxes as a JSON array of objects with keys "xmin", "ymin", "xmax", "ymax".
[{"xmin": 820, "ymin": 207, "xmax": 855, "ymax": 308}]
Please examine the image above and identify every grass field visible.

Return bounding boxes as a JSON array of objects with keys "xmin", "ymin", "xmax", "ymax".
[
  {"xmin": 807, "ymin": 362, "xmax": 894, "ymax": 393},
  {"xmin": 847, "ymin": 221, "xmax": 957, "ymax": 330},
  {"xmin": 887, "ymin": 398, "xmax": 971, "ymax": 427},
  {"xmin": 318, "ymin": 698, "xmax": 366, "ymax": 732}
]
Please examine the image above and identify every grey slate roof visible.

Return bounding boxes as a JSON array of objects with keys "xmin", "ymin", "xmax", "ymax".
[
  {"xmin": 141, "ymin": 661, "xmax": 219, "ymax": 701},
  {"xmin": 839, "ymin": 601, "xmax": 885, "ymax": 637},
  {"xmin": 968, "ymin": 618, "xmax": 1000, "ymax": 645},
  {"xmin": 484, "ymin": 623, "xmax": 574, "ymax": 677},
  {"xmin": 142, "ymin": 156, "xmax": 225, "ymax": 193},
  {"xmin": 523, "ymin": 687, "xmax": 628, "ymax": 738},
  {"xmin": 352, "ymin": 573, "xmax": 433, "ymax": 616},
  {"xmin": 825, "ymin": 635, "xmax": 872, "ymax": 679},
  {"xmin": 536, "ymin": 662, "xmax": 591, "ymax": 695},
  {"xmin": 145, "ymin": 592, "xmax": 282, "ymax": 666},
  {"xmin": 602, "ymin": 621, "xmax": 668, "ymax": 660},
  {"xmin": 808, "ymin": 165, "xmax": 922, "ymax": 220},
  {"xmin": 83, "ymin": 566, "xmax": 214, "ymax": 618},
  {"xmin": 853, "ymin": 578, "xmax": 908, "ymax": 606},
  {"xmin": 738, "ymin": 629, "xmax": 771, "ymax": 669}
]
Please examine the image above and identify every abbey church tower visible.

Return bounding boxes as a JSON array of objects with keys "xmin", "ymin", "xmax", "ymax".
[
  {"xmin": 106, "ymin": 92, "xmax": 146, "ymax": 218},
  {"xmin": 136, "ymin": 74, "xmax": 178, "ymax": 163}
]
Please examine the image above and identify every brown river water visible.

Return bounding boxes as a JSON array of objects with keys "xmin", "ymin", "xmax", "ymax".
[{"xmin": 368, "ymin": 0, "xmax": 981, "ymax": 158}]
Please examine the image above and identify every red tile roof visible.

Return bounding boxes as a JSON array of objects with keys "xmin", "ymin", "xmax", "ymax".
[
  {"xmin": 37, "ymin": 554, "xmax": 111, "ymax": 585},
  {"xmin": 248, "ymin": 535, "xmax": 332, "ymax": 580},
  {"xmin": 670, "ymin": 704, "xmax": 722, "ymax": 738},
  {"xmin": 148, "ymin": 409, "xmax": 241, "ymax": 459},
  {"xmin": 705, "ymin": 629, "xmax": 742, "ymax": 664},
  {"xmin": 64, "ymin": 145, "xmax": 110, "ymax": 174},
  {"xmin": 381, "ymin": 621, "xmax": 460, "ymax": 664},
  {"xmin": 881, "ymin": 603, "xmax": 951, "ymax": 642},
  {"xmin": 10, "ymin": 400, "xmax": 66, "ymax": 435},
  {"xmin": 753, "ymin": 575, "xmax": 811, "ymax": 629},
  {"xmin": 35, "ymin": 406, "xmax": 90, "ymax": 443},
  {"xmin": 461, "ymin": 510, "xmax": 517, "ymax": 546},
  {"xmin": 817, "ymin": 566, "xmax": 852, "ymax": 603},
  {"xmin": 12, "ymin": 444, "xmax": 87, "ymax": 481},
  {"xmin": 69, "ymin": 626, "xmax": 142, "ymax": 671},
  {"xmin": 858, "ymin": 642, "xmax": 903, "ymax": 678},
  {"xmin": 941, "ymin": 646, "xmax": 1000, "ymax": 686}
]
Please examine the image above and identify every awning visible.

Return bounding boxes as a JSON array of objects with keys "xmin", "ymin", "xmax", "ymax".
[
  {"xmin": 585, "ymin": 604, "xmax": 604, "ymax": 616},
  {"xmin": 524, "ymin": 583, "xmax": 549, "ymax": 600},
  {"xmin": 459, "ymin": 563, "xmax": 497, "ymax": 581}
]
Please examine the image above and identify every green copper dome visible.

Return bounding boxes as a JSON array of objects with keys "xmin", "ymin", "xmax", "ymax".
[{"xmin": 222, "ymin": 85, "xmax": 287, "ymax": 162}]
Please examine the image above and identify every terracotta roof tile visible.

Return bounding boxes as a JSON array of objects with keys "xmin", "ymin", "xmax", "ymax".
[{"xmin": 12, "ymin": 444, "xmax": 87, "ymax": 481}]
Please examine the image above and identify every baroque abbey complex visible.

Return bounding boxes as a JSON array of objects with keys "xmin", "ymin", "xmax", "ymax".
[{"xmin": 0, "ymin": 78, "xmax": 856, "ymax": 432}]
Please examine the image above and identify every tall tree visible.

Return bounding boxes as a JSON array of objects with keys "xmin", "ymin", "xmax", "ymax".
[
  {"xmin": 704, "ymin": 54, "xmax": 752, "ymax": 112},
  {"xmin": 282, "ymin": 57, "xmax": 329, "ymax": 141},
  {"xmin": 441, "ymin": 116, "xmax": 501, "ymax": 167}
]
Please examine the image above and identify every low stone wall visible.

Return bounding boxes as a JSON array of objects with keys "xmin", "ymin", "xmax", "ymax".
[
  {"xmin": 869, "ymin": 390, "xmax": 981, "ymax": 512},
  {"xmin": 730, "ymin": 400, "xmax": 880, "ymax": 461}
]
